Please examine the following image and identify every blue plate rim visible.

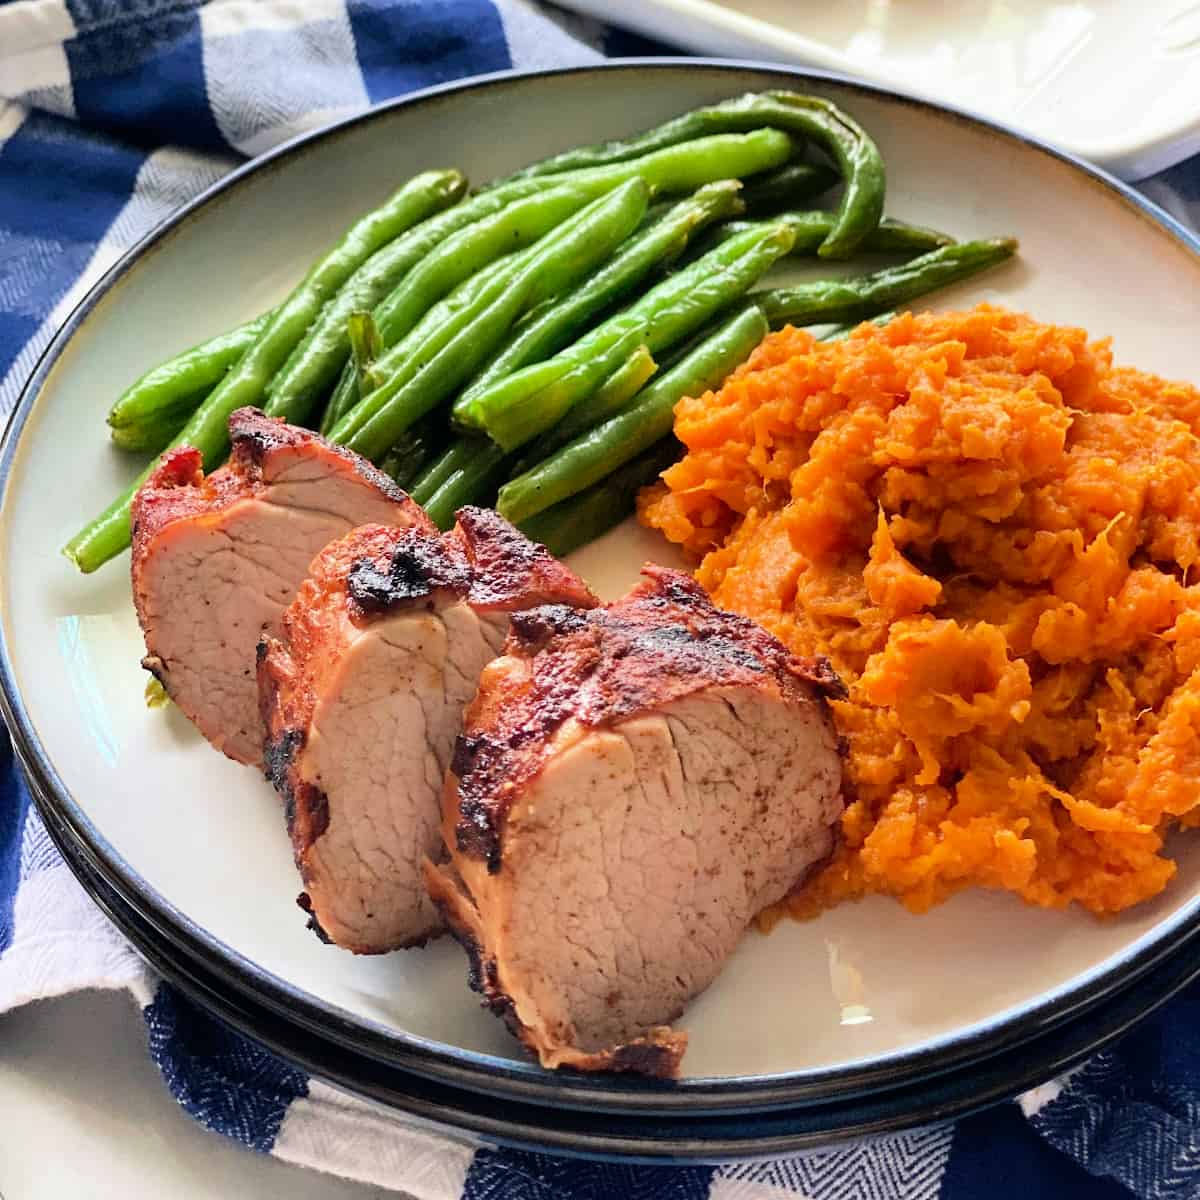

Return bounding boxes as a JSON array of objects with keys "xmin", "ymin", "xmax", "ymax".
[
  {"xmin": 33, "ymin": 771, "xmax": 1200, "ymax": 1159},
  {"xmin": 1, "ymin": 57, "xmax": 1199, "ymax": 1113}
]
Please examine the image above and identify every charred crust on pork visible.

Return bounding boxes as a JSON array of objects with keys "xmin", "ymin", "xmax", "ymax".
[
  {"xmin": 292, "ymin": 777, "xmax": 330, "ymax": 853},
  {"xmin": 456, "ymin": 797, "xmax": 505, "ymax": 873},
  {"xmin": 263, "ymin": 727, "xmax": 304, "ymax": 800},
  {"xmin": 140, "ymin": 653, "xmax": 169, "ymax": 688},
  {"xmin": 426, "ymin": 869, "xmax": 522, "ymax": 1025},
  {"xmin": 455, "ymin": 507, "xmax": 596, "ymax": 611},
  {"xmin": 796, "ymin": 654, "xmax": 849, "ymax": 700},
  {"xmin": 296, "ymin": 891, "xmax": 333, "ymax": 944},
  {"xmin": 345, "ymin": 533, "xmax": 471, "ymax": 616},
  {"xmin": 256, "ymin": 514, "xmax": 595, "ymax": 953},
  {"xmin": 507, "ymin": 604, "xmax": 590, "ymax": 649},
  {"xmin": 450, "ymin": 565, "xmax": 846, "ymax": 865},
  {"xmin": 342, "ymin": 509, "xmax": 597, "ymax": 621},
  {"xmin": 228, "ymin": 407, "xmax": 413, "ymax": 506},
  {"xmin": 606, "ymin": 1039, "xmax": 685, "ymax": 1078}
]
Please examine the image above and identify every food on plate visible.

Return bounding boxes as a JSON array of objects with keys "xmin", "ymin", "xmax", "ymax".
[
  {"xmin": 500, "ymin": 90, "xmax": 886, "ymax": 259},
  {"xmin": 107, "ymin": 310, "xmax": 274, "ymax": 454},
  {"xmin": 496, "ymin": 306, "xmax": 770, "ymax": 525},
  {"xmin": 491, "ymin": 239, "xmax": 1015, "ymax": 529},
  {"xmin": 67, "ymin": 89, "xmax": 1040, "ymax": 1074},
  {"xmin": 706, "ymin": 211, "xmax": 953, "ymax": 257},
  {"xmin": 757, "ymin": 238, "xmax": 1016, "ymax": 327},
  {"xmin": 641, "ymin": 304, "xmax": 1200, "ymax": 917},
  {"xmin": 425, "ymin": 566, "xmax": 845, "ymax": 1076},
  {"xmin": 404, "ymin": 180, "xmax": 745, "ymax": 491},
  {"xmin": 328, "ymin": 178, "xmax": 656, "ymax": 460},
  {"xmin": 739, "ymin": 161, "xmax": 840, "ymax": 213},
  {"xmin": 72, "ymin": 89, "xmax": 1020, "ymax": 576},
  {"xmin": 319, "ymin": 174, "xmax": 661, "ymax": 436},
  {"xmin": 66, "ymin": 170, "xmax": 465, "ymax": 573},
  {"xmin": 450, "ymin": 221, "xmax": 797, "ymax": 451},
  {"xmin": 132, "ymin": 409, "xmax": 430, "ymax": 765},
  {"xmin": 258, "ymin": 509, "xmax": 596, "ymax": 953}
]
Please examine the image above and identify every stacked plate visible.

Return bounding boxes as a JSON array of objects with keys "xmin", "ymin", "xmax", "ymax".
[
  {"xmin": 560, "ymin": 1, "xmax": 1200, "ymax": 180},
  {"xmin": 4, "ymin": 63, "xmax": 1200, "ymax": 1160}
]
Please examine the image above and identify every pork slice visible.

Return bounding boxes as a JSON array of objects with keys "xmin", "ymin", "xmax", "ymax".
[
  {"xmin": 425, "ymin": 566, "xmax": 846, "ymax": 1076},
  {"xmin": 258, "ymin": 509, "xmax": 597, "ymax": 953},
  {"xmin": 131, "ymin": 408, "xmax": 431, "ymax": 765}
]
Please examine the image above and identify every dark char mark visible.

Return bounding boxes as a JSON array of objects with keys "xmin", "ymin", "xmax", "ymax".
[
  {"xmin": 296, "ymin": 892, "xmax": 333, "ymax": 944},
  {"xmin": 346, "ymin": 535, "xmax": 470, "ymax": 616},
  {"xmin": 263, "ymin": 728, "xmax": 305, "ymax": 813},
  {"xmin": 226, "ymin": 406, "xmax": 413, "ymax": 506},
  {"xmin": 608, "ymin": 1041, "xmax": 680, "ymax": 1078}
]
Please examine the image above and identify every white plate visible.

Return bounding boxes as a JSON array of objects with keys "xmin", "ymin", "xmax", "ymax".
[
  {"xmin": 563, "ymin": 0, "xmax": 1200, "ymax": 179},
  {"xmin": 4, "ymin": 63, "xmax": 1200, "ymax": 1099}
]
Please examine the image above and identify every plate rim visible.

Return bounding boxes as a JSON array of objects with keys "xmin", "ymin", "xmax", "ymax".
[
  {"xmin": 3, "ymin": 57, "xmax": 1200, "ymax": 1112},
  {"xmin": 557, "ymin": 0, "xmax": 1200, "ymax": 179},
  {"xmin": 32, "ymin": 769, "xmax": 1200, "ymax": 1159}
]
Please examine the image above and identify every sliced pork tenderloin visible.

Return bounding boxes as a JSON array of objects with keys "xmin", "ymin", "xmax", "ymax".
[
  {"xmin": 131, "ymin": 407, "xmax": 431, "ymax": 766},
  {"xmin": 257, "ymin": 507, "xmax": 597, "ymax": 954},
  {"xmin": 425, "ymin": 565, "xmax": 846, "ymax": 1077}
]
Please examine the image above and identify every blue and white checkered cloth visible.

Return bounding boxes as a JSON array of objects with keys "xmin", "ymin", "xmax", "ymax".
[{"xmin": 2, "ymin": 2, "xmax": 1200, "ymax": 1196}]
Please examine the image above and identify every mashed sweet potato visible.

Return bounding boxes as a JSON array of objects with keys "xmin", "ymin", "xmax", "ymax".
[{"xmin": 639, "ymin": 305, "xmax": 1200, "ymax": 918}]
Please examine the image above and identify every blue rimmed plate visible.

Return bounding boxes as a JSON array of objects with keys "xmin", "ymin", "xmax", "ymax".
[
  {"xmin": 32, "ymin": 777, "xmax": 1200, "ymax": 1158},
  {"xmin": 3, "ymin": 62, "xmax": 1200, "ymax": 1133}
]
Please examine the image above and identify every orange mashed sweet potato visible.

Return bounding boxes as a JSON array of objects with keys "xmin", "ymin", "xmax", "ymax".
[{"xmin": 639, "ymin": 304, "xmax": 1200, "ymax": 918}]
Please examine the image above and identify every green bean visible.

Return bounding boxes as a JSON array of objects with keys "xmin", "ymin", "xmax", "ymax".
[
  {"xmin": 499, "ymin": 112, "xmax": 794, "ymax": 185},
  {"xmin": 64, "ymin": 171, "xmax": 457, "ymax": 574},
  {"xmin": 109, "ymin": 399, "xmax": 196, "ymax": 454},
  {"xmin": 347, "ymin": 311, "xmax": 384, "ymax": 394},
  {"xmin": 317, "ymin": 131, "xmax": 787, "ymax": 435},
  {"xmin": 363, "ymin": 184, "xmax": 597, "ymax": 359},
  {"xmin": 757, "ymin": 237, "xmax": 1018, "ymax": 329},
  {"xmin": 319, "ymin": 181, "xmax": 605, "ymax": 431},
  {"xmin": 335, "ymin": 179, "xmax": 652, "ymax": 462},
  {"xmin": 256, "ymin": 171, "xmax": 467, "ymax": 425},
  {"xmin": 320, "ymin": 249, "xmax": 525, "ymax": 436},
  {"xmin": 455, "ymin": 223, "xmax": 795, "ymax": 450},
  {"xmin": 107, "ymin": 311, "xmax": 271, "ymax": 432},
  {"xmin": 344, "ymin": 249, "xmax": 538, "ymax": 433},
  {"xmin": 333, "ymin": 182, "xmax": 650, "ymax": 449},
  {"xmin": 379, "ymin": 411, "xmax": 447, "ymax": 491},
  {"xmin": 393, "ymin": 132, "xmax": 786, "ymax": 364},
  {"xmin": 517, "ymin": 438, "xmax": 683, "ymax": 558},
  {"xmin": 422, "ymin": 443, "xmax": 510, "ymax": 531},
  {"xmin": 412, "ymin": 344, "xmax": 655, "ymax": 519},
  {"xmin": 330, "ymin": 266, "xmax": 528, "ymax": 445},
  {"xmin": 409, "ymin": 436, "xmax": 481, "ymax": 506},
  {"xmin": 321, "ymin": 358, "xmax": 362, "ymax": 435},
  {"xmin": 300, "ymin": 170, "xmax": 667, "ymax": 432},
  {"xmin": 499, "ymin": 91, "xmax": 884, "ymax": 258},
  {"xmin": 513, "ymin": 341, "xmax": 657, "ymax": 475},
  {"xmin": 484, "ymin": 326, "xmax": 647, "ymax": 455},
  {"xmin": 711, "ymin": 213, "xmax": 954, "ymax": 257},
  {"xmin": 555, "ymin": 343, "xmax": 657, "ymax": 445},
  {"xmin": 741, "ymin": 162, "xmax": 839, "ymax": 214},
  {"xmin": 541, "ymin": 127, "xmax": 791, "ymax": 201},
  {"xmin": 461, "ymin": 180, "xmax": 742, "ymax": 405},
  {"xmin": 497, "ymin": 305, "xmax": 769, "ymax": 525}
]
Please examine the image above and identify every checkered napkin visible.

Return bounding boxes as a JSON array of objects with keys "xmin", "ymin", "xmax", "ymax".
[{"xmin": 3, "ymin": 2, "xmax": 1200, "ymax": 1196}]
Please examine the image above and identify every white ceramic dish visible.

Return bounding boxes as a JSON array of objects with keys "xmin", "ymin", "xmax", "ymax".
[
  {"xmin": 561, "ymin": 0, "xmax": 1200, "ymax": 179},
  {"xmin": 5, "ymin": 62, "xmax": 1200, "ymax": 1111}
]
